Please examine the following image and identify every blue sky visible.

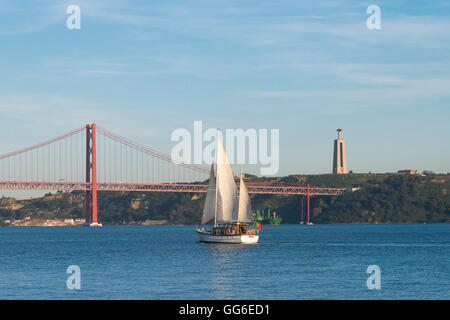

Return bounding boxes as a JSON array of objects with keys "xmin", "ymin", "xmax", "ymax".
[{"xmin": 0, "ymin": 0, "xmax": 449, "ymax": 177}]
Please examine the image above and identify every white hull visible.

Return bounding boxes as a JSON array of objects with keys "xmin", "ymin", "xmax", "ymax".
[
  {"xmin": 83, "ymin": 222, "xmax": 103, "ymax": 227},
  {"xmin": 196, "ymin": 229, "xmax": 259, "ymax": 244}
]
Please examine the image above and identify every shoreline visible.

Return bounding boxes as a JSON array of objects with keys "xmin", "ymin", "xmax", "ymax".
[{"xmin": 2, "ymin": 221, "xmax": 447, "ymax": 227}]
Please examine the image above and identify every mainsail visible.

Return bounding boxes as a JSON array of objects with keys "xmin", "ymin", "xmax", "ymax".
[
  {"xmin": 238, "ymin": 173, "xmax": 252, "ymax": 223},
  {"xmin": 201, "ymin": 165, "xmax": 216, "ymax": 225},
  {"xmin": 216, "ymin": 134, "xmax": 238, "ymax": 223}
]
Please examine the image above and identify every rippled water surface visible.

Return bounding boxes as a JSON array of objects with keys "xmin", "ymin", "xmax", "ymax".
[{"xmin": 0, "ymin": 224, "xmax": 449, "ymax": 299}]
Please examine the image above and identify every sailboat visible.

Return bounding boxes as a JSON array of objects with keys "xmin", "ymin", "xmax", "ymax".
[{"xmin": 196, "ymin": 131, "xmax": 260, "ymax": 244}]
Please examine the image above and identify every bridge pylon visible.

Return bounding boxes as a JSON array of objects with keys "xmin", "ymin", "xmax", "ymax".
[{"xmin": 85, "ymin": 123, "xmax": 100, "ymax": 226}]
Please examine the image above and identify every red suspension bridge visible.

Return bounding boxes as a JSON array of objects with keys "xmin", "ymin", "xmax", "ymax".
[{"xmin": 0, "ymin": 124, "xmax": 348, "ymax": 225}]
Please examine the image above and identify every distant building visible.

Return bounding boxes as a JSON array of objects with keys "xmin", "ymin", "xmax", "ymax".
[
  {"xmin": 397, "ymin": 169, "xmax": 420, "ymax": 175},
  {"xmin": 332, "ymin": 128, "xmax": 347, "ymax": 174}
]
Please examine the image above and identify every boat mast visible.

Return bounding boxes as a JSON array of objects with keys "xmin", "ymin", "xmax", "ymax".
[
  {"xmin": 214, "ymin": 128, "xmax": 219, "ymax": 228},
  {"xmin": 238, "ymin": 165, "xmax": 243, "ymax": 225}
]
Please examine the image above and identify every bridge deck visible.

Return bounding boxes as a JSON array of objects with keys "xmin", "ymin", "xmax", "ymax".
[{"xmin": 0, "ymin": 181, "xmax": 347, "ymax": 196}]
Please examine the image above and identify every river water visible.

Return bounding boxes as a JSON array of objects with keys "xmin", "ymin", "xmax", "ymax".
[{"xmin": 0, "ymin": 224, "xmax": 448, "ymax": 299}]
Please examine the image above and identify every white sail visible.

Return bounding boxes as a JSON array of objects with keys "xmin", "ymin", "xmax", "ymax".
[
  {"xmin": 238, "ymin": 173, "xmax": 252, "ymax": 223},
  {"xmin": 201, "ymin": 165, "xmax": 216, "ymax": 225},
  {"xmin": 216, "ymin": 135, "xmax": 238, "ymax": 223}
]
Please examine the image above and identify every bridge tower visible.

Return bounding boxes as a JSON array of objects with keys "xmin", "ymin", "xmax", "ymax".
[{"xmin": 85, "ymin": 123, "xmax": 100, "ymax": 226}]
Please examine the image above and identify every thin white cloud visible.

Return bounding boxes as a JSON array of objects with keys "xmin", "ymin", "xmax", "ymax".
[{"xmin": 246, "ymin": 77, "xmax": 450, "ymax": 112}]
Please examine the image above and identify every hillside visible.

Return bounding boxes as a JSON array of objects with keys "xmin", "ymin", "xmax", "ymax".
[{"xmin": 1, "ymin": 173, "xmax": 449, "ymax": 225}]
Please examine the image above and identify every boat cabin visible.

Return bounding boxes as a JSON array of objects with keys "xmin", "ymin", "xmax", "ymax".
[{"xmin": 212, "ymin": 223, "xmax": 257, "ymax": 236}]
